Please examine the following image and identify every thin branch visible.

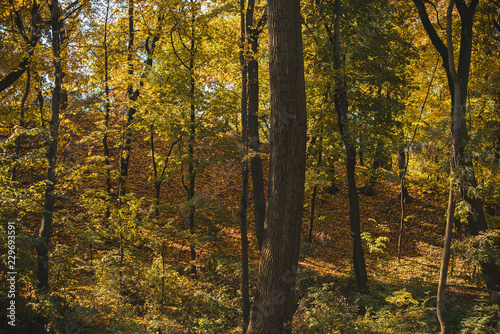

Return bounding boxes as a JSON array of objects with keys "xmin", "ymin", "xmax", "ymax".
[
  {"xmin": 177, "ymin": 28, "xmax": 192, "ymax": 54},
  {"xmin": 304, "ymin": 20, "xmax": 321, "ymax": 47},
  {"xmin": 424, "ymin": 0, "xmax": 445, "ymax": 31},
  {"xmin": 412, "ymin": 0, "xmax": 448, "ymax": 61},
  {"xmin": 406, "ymin": 60, "xmax": 439, "ymax": 173},
  {"xmin": 161, "ymin": 136, "xmax": 182, "ymax": 178},
  {"xmin": 170, "ymin": 31, "xmax": 190, "ymax": 70}
]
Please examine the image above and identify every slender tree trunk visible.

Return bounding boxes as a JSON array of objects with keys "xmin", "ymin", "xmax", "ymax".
[
  {"xmin": 494, "ymin": 129, "xmax": 500, "ymax": 165},
  {"xmin": 169, "ymin": 2, "xmax": 198, "ymax": 277},
  {"xmin": 240, "ymin": 1, "xmax": 251, "ymax": 331},
  {"xmin": 119, "ymin": 0, "xmax": 136, "ymax": 200},
  {"xmin": 397, "ymin": 149, "xmax": 409, "ymax": 260},
  {"xmin": 398, "ymin": 150, "xmax": 410, "ymax": 201},
  {"xmin": 397, "ymin": 149, "xmax": 411, "ymax": 260},
  {"xmin": 437, "ymin": 178, "xmax": 455, "ymax": 334},
  {"xmin": 308, "ymin": 135, "xmax": 323, "ymax": 243},
  {"xmin": 103, "ymin": 0, "xmax": 112, "ymax": 220},
  {"xmin": 150, "ymin": 128, "xmax": 161, "ymax": 218},
  {"xmin": 246, "ymin": 0, "xmax": 307, "ymax": 332},
  {"xmin": 36, "ymin": 75, "xmax": 44, "ymax": 128},
  {"xmin": 360, "ymin": 140, "xmax": 384, "ymax": 196},
  {"xmin": 188, "ymin": 50, "xmax": 196, "ymax": 269},
  {"xmin": 437, "ymin": 5, "xmax": 461, "ymax": 329},
  {"xmin": 325, "ymin": 161, "xmax": 340, "ymax": 194},
  {"xmin": 37, "ymin": 0, "xmax": 63, "ymax": 291},
  {"xmin": 117, "ymin": 0, "xmax": 136, "ymax": 289},
  {"xmin": 331, "ymin": 0, "xmax": 367, "ymax": 292},
  {"xmin": 308, "ymin": 186, "xmax": 318, "ymax": 243},
  {"xmin": 246, "ymin": 1, "xmax": 266, "ymax": 251},
  {"xmin": 151, "ymin": 137, "xmax": 178, "ymax": 219}
]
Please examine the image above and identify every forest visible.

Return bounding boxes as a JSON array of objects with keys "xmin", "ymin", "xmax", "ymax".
[{"xmin": 1, "ymin": 0, "xmax": 500, "ymax": 333}]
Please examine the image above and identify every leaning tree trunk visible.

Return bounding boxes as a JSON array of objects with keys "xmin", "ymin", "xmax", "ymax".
[
  {"xmin": 437, "ymin": 179, "xmax": 456, "ymax": 334},
  {"xmin": 246, "ymin": 0, "xmax": 307, "ymax": 332},
  {"xmin": 37, "ymin": 0, "xmax": 64, "ymax": 291}
]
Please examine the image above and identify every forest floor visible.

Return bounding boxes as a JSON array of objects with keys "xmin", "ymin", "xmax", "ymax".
[{"xmin": 8, "ymin": 119, "xmax": 496, "ymax": 333}]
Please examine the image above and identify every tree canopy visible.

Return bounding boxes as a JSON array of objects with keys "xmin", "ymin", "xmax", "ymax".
[{"xmin": 0, "ymin": 0, "xmax": 499, "ymax": 333}]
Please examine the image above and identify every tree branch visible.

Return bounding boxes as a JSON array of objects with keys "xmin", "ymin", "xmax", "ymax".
[
  {"xmin": 170, "ymin": 31, "xmax": 190, "ymax": 70},
  {"xmin": 447, "ymin": 0, "xmax": 459, "ymax": 83},
  {"xmin": 412, "ymin": 0, "xmax": 448, "ymax": 61}
]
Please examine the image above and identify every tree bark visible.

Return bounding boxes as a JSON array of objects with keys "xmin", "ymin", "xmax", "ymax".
[
  {"xmin": 246, "ymin": 0, "xmax": 307, "ymax": 332},
  {"xmin": 37, "ymin": 0, "xmax": 64, "ymax": 291},
  {"xmin": 330, "ymin": 0, "xmax": 367, "ymax": 291}
]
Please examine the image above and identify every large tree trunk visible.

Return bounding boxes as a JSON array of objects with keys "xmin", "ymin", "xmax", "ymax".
[
  {"xmin": 37, "ymin": 0, "xmax": 64, "ymax": 291},
  {"xmin": 246, "ymin": 0, "xmax": 307, "ymax": 332},
  {"xmin": 331, "ymin": 0, "xmax": 367, "ymax": 292}
]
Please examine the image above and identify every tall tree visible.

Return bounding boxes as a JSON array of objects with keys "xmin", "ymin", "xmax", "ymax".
[
  {"xmin": 118, "ymin": 0, "xmax": 137, "ymax": 201},
  {"xmin": 246, "ymin": 0, "xmax": 307, "ymax": 332},
  {"xmin": 239, "ymin": 0, "xmax": 251, "ymax": 330},
  {"xmin": 102, "ymin": 0, "xmax": 112, "ymax": 208},
  {"xmin": 36, "ymin": 0, "xmax": 65, "ymax": 291},
  {"xmin": 412, "ymin": 0, "xmax": 500, "ymax": 307},
  {"xmin": 168, "ymin": 0, "xmax": 204, "ymax": 274},
  {"xmin": 328, "ymin": 0, "xmax": 368, "ymax": 291},
  {"xmin": 245, "ymin": 1, "xmax": 267, "ymax": 251}
]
